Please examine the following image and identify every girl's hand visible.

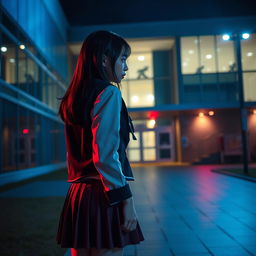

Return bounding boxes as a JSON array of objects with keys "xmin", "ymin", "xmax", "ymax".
[{"xmin": 121, "ymin": 197, "xmax": 138, "ymax": 232}]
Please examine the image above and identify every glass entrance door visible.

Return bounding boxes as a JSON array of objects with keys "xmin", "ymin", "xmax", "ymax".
[
  {"xmin": 156, "ymin": 127, "xmax": 174, "ymax": 161},
  {"xmin": 14, "ymin": 133, "xmax": 36, "ymax": 169},
  {"xmin": 127, "ymin": 125, "xmax": 174, "ymax": 162}
]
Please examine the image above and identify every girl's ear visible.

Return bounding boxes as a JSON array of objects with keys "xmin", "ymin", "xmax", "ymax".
[{"xmin": 102, "ymin": 54, "xmax": 108, "ymax": 67}]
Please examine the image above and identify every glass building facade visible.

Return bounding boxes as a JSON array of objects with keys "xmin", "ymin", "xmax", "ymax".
[
  {"xmin": 0, "ymin": 5, "xmax": 67, "ymax": 174},
  {"xmin": 180, "ymin": 34, "xmax": 256, "ymax": 103},
  {"xmin": 119, "ymin": 34, "xmax": 256, "ymax": 108}
]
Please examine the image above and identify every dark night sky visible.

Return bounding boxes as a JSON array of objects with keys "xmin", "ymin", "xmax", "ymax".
[{"xmin": 59, "ymin": 0, "xmax": 256, "ymax": 26}]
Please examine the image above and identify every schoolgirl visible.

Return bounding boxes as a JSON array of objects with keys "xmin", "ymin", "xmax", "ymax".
[{"xmin": 56, "ymin": 30, "xmax": 144, "ymax": 256}]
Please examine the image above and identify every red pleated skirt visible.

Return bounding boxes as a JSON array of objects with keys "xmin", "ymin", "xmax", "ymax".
[{"xmin": 56, "ymin": 179, "xmax": 145, "ymax": 249}]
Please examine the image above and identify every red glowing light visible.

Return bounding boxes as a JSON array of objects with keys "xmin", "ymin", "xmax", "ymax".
[
  {"xmin": 149, "ymin": 111, "xmax": 158, "ymax": 119},
  {"xmin": 22, "ymin": 129, "xmax": 29, "ymax": 134}
]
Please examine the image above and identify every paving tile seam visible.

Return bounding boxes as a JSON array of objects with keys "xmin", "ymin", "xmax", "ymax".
[
  {"xmin": 154, "ymin": 213, "xmax": 178, "ymax": 255},
  {"xmin": 212, "ymin": 207, "xmax": 256, "ymax": 233},
  {"xmin": 213, "ymin": 224, "xmax": 256, "ymax": 256},
  {"xmin": 222, "ymin": 232, "xmax": 256, "ymax": 256},
  {"xmin": 174, "ymin": 214, "xmax": 215, "ymax": 256},
  {"xmin": 219, "ymin": 201, "xmax": 256, "ymax": 218}
]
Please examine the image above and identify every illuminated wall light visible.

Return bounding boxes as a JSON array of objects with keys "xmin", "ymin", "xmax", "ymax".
[
  {"xmin": 22, "ymin": 128, "xmax": 29, "ymax": 134},
  {"xmin": 209, "ymin": 111, "xmax": 215, "ymax": 116},
  {"xmin": 1, "ymin": 46, "xmax": 7, "ymax": 52},
  {"xmin": 19, "ymin": 44, "xmax": 25, "ymax": 50},
  {"xmin": 149, "ymin": 111, "xmax": 158, "ymax": 120},
  {"xmin": 198, "ymin": 112, "xmax": 204, "ymax": 117},
  {"xmin": 9, "ymin": 58, "xmax": 15, "ymax": 63},
  {"xmin": 147, "ymin": 119, "xmax": 156, "ymax": 128},
  {"xmin": 131, "ymin": 95, "xmax": 139, "ymax": 103},
  {"xmin": 253, "ymin": 109, "xmax": 256, "ymax": 115},
  {"xmin": 222, "ymin": 34, "xmax": 230, "ymax": 41},
  {"xmin": 242, "ymin": 33, "xmax": 250, "ymax": 39},
  {"xmin": 205, "ymin": 54, "xmax": 212, "ymax": 59},
  {"xmin": 137, "ymin": 55, "xmax": 145, "ymax": 61},
  {"xmin": 247, "ymin": 52, "xmax": 253, "ymax": 57}
]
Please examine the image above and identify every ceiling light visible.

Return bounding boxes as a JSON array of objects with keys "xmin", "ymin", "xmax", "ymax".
[
  {"xmin": 131, "ymin": 95, "xmax": 139, "ymax": 103},
  {"xmin": 242, "ymin": 33, "xmax": 250, "ymax": 40},
  {"xmin": 1, "ymin": 46, "xmax": 7, "ymax": 52},
  {"xmin": 222, "ymin": 34, "xmax": 230, "ymax": 41},
  {"xmin": 247, "ymin": 52, "xmax": 253, "ymax": 57},
  {"xmin": 137, "ymin": 56, "xmax": 145, "ymax": 61},
  {"xmin": 147, "ymin": 119, "xmax": 156, "ymax": 129}
]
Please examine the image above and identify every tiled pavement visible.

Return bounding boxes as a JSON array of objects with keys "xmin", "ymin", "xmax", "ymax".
[
  {"xmin": 128, "ymin": 165, "xmax": 256, "ymax": 256},
  {"xmin": 1, "ymin": 164, "xmax": 256, "ymax": 256}
]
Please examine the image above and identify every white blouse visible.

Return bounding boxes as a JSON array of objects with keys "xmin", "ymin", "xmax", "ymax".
[{"xmin": 89, "ymin": 85, "xmax": 130, "ymax": 193}]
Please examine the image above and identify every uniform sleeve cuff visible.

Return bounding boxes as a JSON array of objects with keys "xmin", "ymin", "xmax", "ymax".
[{"xmin": 105, "ymin": 183, "xmax": 132, "ymax": 206}]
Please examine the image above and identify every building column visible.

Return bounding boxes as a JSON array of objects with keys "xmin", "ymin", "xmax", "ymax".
[{"xmin": 174, "ymin": 115, "xmax": 182, "ymax": 162}]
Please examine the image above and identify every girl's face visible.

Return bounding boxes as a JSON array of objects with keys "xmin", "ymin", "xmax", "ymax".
[
  {"xmin": 114, "ymin": 48, "xmax": 129, "ymax": 83},
  {"xmin": 103, "ymin": 47, "xmax": 129, "ymax": 83}
]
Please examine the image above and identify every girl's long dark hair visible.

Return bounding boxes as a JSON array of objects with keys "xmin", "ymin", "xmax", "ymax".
[{"xmin": 58, "ymin": 30, "xmax": 131, "ymax": 125}]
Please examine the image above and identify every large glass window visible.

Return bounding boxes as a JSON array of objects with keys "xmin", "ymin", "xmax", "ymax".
[
  {"xmin": 180, "ymin": 35, "xmax": 238, "ymax": 103},
  {"xmin": 0, "ymin": 9, "xmax": 66, "ymax": 109},
  {"xmin": 17, "ymin": 47, "xmax": 28, "ymax": 90},
  {"xmin": 41, "ymin": 69, "xmax": 49, "ymax": 105},
  {"xmin": 241, "ymin": 33, "xmax": 256, "ymax": 102},
  {"xmin": 1, "ymin": 100, "xmax": 18, "ymax": 172},
  {"xmin": 122, "ymin": 80, "xmax": 155, "ymax": 107},
  {"xmin": 122, "ymin": 38, "xmax": 174, "ymax": 107},
  {"xmin": 241, "ymin": 34, "xmax": 256, "ymax": 71},
  {"xmin": 122, "ymin": 51, "xmax": 154, "ymax": 107},
  {"xmin": 126, "ymin": 52, "xmax": 153, "ymax": 79},
  {"xmin": 48, "ymin": 77, "xmax": 58, "ymax": 110},
  {"xmin": 199, "ymin": 36, "xmax": 217, "ymax": 73},
  {"xmin": 0, "ymin": 32, "xmax": 17, "ymax": 83},
  {"xmin": 181, "ymin": 36, "xmax": 200, "ymax": 74},
  {"xmin": 27, "ymin": 57, "xmax": 39, "ymax": 98},
  {"xmin": 216, "ymin": 35, "xmax": 236, "ymax": 72},
  {"xmin": 181, "ymin": 35, "xmax": 236, "ymax": 74},
  {"xmin": 243, "ymin": 72, "xmax": 256, "ymax": 101}
]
